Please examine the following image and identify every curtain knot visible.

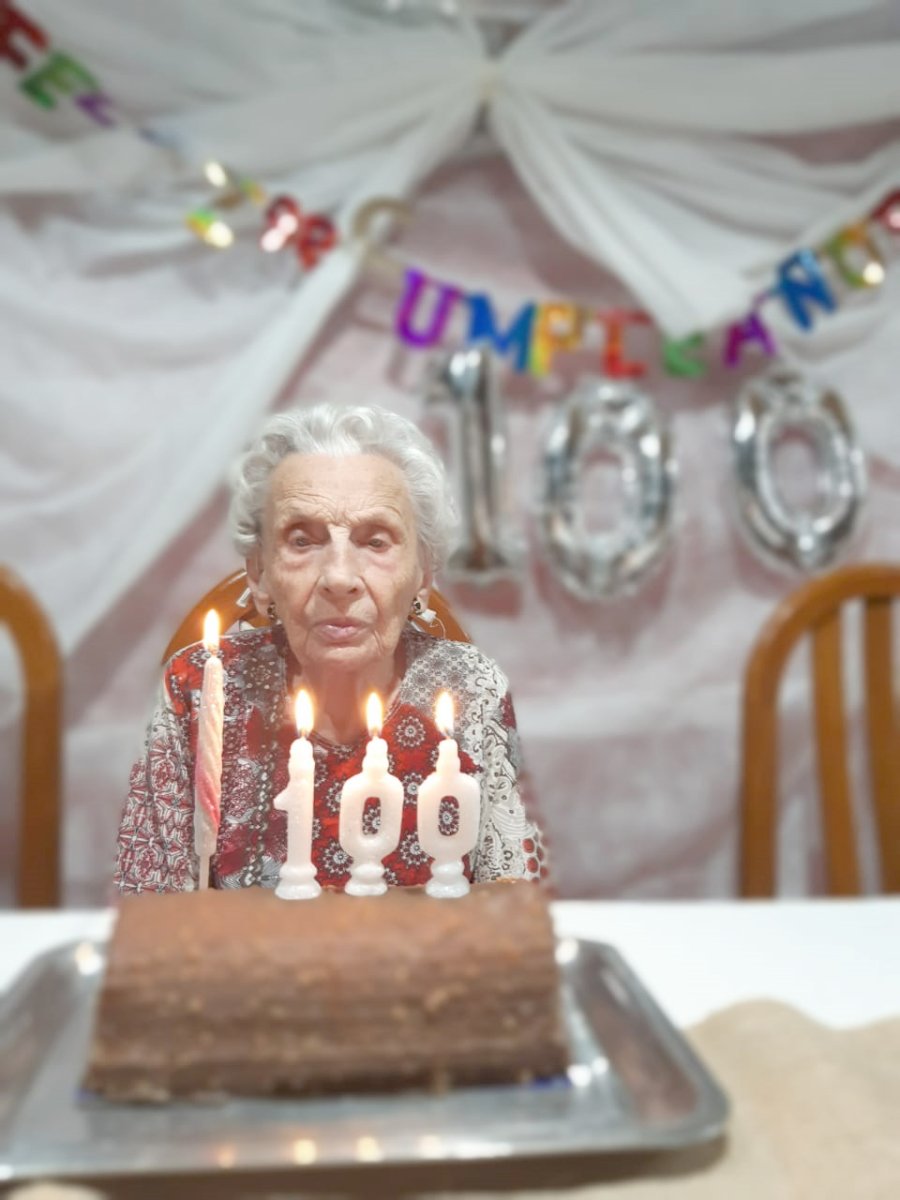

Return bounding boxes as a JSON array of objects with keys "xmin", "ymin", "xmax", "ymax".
[{"xmin": 478, "ymin": 58, "xmax": 502, "ymax": 106}]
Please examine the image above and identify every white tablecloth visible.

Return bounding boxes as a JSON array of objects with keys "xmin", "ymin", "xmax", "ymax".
[{"xmin": 2, "ymin": 899, "xmax": 897, "ymax": 1029}]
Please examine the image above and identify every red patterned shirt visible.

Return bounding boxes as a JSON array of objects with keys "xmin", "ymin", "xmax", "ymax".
[{"xmin": 115, "ymin": 624, "xmax": 547, "ymax": 892}]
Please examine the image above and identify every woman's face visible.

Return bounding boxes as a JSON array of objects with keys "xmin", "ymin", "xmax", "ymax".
[{"xmin": 247, "ymin": 453, "xmax": 431, "ymax": 682}]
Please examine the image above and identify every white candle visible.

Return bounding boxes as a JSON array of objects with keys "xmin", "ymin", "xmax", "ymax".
[
  {"xmin": 274, "ymin": 690, "xmax": 321, "ymax": 900},
  {"xmin": 338, "ymin": 693, "xmax": 404, "ymax": 896},
  {"xmin": 417, "ymin": 692, "xmax": 481, "ymax": 898},
  {"xmin": 194, "ymin": 609, "xmax": 224, "ymax": 890}
]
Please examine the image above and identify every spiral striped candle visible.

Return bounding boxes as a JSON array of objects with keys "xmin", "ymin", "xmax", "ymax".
[{"xmin": 194, "ymin": 609, "xmax": 224, "ymax": 890}]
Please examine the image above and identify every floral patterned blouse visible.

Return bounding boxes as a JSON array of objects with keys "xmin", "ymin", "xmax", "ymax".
[{"xmin": 115, "ymin": 623, "xmax": 547, "ymax": 892}]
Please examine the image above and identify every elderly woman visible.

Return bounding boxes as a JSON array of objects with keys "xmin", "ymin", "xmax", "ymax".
[{"xmin": 115, "ymin": 404, "xmax": 546, "ymax": 892}]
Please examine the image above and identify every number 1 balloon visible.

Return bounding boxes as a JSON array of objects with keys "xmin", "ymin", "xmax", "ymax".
[{"xmin": 426, "ymin": 346, "xmax": 520, "ymax": 581}]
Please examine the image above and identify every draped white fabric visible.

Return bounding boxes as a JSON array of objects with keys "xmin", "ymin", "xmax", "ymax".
[{"xmin": 1, "ymin": 0, "xmax": 899, "ymax": 903}]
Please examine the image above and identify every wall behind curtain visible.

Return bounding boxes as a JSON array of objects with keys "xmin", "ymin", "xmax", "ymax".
[{"xmin": 3, "ymin": 145, "xmax": 898, "ymax": 905}]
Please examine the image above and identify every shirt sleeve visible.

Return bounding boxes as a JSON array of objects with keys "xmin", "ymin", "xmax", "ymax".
[
  {"xmin": 470, "ymin": 666, "xmax": 549, "ymax": 885},
  {"xmin": 113, "ymin": 665, "xmax": 196, "ymax": 893}
]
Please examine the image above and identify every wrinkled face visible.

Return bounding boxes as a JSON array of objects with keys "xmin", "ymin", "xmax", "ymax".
[{"xmin": 247, "ymin": 454, "xmax": 430, "ymax": 680}]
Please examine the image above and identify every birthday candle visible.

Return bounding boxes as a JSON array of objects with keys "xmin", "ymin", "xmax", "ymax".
[
  {"xmin": 338, "ymin": 694, "xmax": 404, "ymax": 896},
  {"xmin": 274, "ymin": 690, "xmax": 321, "ymax": 900},
  {"xmin": 417, "ymin": 692, "xmax": 481, "ymax": 898},
  {"xmin": 194, "ymin": 610, "xmax": 223, "ymax": 890}
]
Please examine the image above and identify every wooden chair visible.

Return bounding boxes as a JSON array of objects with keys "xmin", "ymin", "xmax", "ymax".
[
  {"xmin": 164, "ymin": 568, "xmax": 470, "ymax": 662},
  {"xmin": 740, "ymin": 562, "xmax": 900, "ymax": 896},
  {"xmin": 1, "ymin": 567, "xmax": 63, "ymax": 908}
]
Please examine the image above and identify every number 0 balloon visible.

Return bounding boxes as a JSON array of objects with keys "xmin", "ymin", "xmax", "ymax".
[
  {"xmin": 731, "ymin": 366, "xmax": 866, "ymax": 573},
  {"xmin": 538, "ymin": 378, "xmax": 677, "ymax": 600}
]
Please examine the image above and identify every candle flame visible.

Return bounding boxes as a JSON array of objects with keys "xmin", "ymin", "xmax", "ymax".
[
  {"xmin": 203, "ymin": 609, "xmax": 220, "ymax": 654},
  {"xmin": 295, "ymin": 689, "xmax": 313, "ymax": 737},
  {"xmin": 366, "ymin": 692, "xmax": 383, "ymax": 737},
  {"xmin": 436, "ymin": 691, "xmax": 454, "ymax": 738}
]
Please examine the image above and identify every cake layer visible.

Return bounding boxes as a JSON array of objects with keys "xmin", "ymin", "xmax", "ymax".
[{"xmin": 83, "ymin": 881, "xmax": 569, "ymax": 1101}]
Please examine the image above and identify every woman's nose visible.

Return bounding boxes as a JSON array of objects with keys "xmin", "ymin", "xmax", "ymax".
[{"xmin": 319, "ymin": 540, "xmax": 361, "ymax": 594}]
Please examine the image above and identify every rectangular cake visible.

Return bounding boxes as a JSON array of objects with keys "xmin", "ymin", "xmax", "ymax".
[{"xmin": 83, "ymin": 880, "xmax": 569, "ymax": 1101}]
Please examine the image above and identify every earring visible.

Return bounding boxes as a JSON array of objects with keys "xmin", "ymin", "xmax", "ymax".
[
  {"xmin": 410, "ymin": 597, "xmax": 437, "ymax": 624},
  {"xmin": 266, "ymin": 602, "xmax": 278, "ymax": 621}
]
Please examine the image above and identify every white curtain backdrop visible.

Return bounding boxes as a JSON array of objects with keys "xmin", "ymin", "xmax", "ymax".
[{"xmin": 1, "ymin": 0, "xmax": 899, "ymax": 903}]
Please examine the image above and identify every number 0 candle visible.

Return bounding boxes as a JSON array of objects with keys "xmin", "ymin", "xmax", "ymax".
[
  {"xmin": 194, "ymin": 609, "xmax": 224, "ymax": 890},
  {"xmin": 338, "ymin": 693, "xmax": 404, "ymax": 896},
  {"xmin": 417, "ymin": 692, "xmax": 481, "ymax": 898},
  {"xmin": 274, "ymin": 690, "xmax": 321, "ymax": 900}
]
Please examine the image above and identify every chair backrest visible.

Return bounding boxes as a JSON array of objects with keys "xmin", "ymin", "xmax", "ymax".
[
  {"xmin": 163, "ymin": 569, "xmax": 470, "ymax": 663},
  {"xmin": 740, "ymin": 561, "xmax": 900, "ymax": 897},
  {"xmin": 1, "ymin": 567, "xmax": 62, "ymax": 908}
]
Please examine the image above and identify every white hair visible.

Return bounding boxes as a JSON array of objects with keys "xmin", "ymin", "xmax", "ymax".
[{"xmin": 229, "ymin": 404, "xmax": 458, "ymax": 573}]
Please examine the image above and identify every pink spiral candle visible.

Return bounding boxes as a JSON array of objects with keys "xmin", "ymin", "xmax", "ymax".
[{"xmin": 194, "ymin": 610, "xmax": 224, "ymax": 889}]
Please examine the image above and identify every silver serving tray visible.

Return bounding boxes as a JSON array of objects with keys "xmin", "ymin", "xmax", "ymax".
[{"xmin": 0, "ymin": 937, "xmax": 728, "ymax": 1186}]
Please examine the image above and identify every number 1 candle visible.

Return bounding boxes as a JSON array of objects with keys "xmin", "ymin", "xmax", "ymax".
[
  {"xmin": 417, "ymin": 692, "xmax": 481, "ymax": 898},
  {"xmin": 194, "ymin": 609, "xmax": 223, "ymax": 890},
  {"xmin": 338, "ymin": 693, "xmax": 404, "ymax": 896},
  {"xmin": 274, "ymin": 690, "xmax": 321, "ymax": 900}
]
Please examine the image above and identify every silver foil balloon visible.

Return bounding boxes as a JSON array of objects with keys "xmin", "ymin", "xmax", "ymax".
[
  {"xmin": 731, "ymin": 366, "xmax": 866, "ymax": 573},
  {"xmin": 427, "ymin": 346, "xmax": 519, "ymax": 580},
  {"xmin": 538, "ymin": 378, "xmax": 677, "ymax": 601}
]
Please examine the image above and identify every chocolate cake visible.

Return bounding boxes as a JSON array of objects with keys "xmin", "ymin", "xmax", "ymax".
[{"xmin": 83, "ymin": 881, "xmax": 569, "ymax": 1102}]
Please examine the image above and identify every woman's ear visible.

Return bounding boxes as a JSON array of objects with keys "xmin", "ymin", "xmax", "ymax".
[
  {"xmin": 244, "ymin": 551, "xmax": 271, "ymax": 619},
  {"xmin": 415, "ymin": 563, "xmax": 434, "ymax": 613}
]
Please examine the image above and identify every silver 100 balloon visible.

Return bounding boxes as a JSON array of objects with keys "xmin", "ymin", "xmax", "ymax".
[{"xmin": 426, "ymin": 349, "xmax": 866, "ymax": 600}]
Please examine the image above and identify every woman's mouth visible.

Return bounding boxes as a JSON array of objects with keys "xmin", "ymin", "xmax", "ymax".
[{"xmin": 315, "ymin": 620, "xmax": 364, "ymax": 644}]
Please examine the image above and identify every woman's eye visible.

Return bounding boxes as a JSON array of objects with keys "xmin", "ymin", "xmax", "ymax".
[
  {"xmin": 368, "ymin": 536, "xmax": 388, "ymax": 549},
  {"xmin": 289, "ymin": 532, "xmax": 312, "ymax": 548}
]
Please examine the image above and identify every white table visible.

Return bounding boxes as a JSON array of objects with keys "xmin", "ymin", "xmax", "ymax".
[
  {"xmin": 556, "ymin": 898, "xmax": 899, "ymax": 1028},
  {"xmin": 2, "ymin": 899, "xmax": 897, "ymax": 1028}
]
